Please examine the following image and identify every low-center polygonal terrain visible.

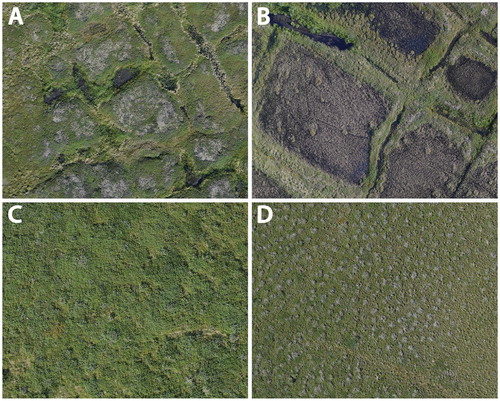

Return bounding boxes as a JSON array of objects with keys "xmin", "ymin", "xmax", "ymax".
[
  {"xmin": 253, "ymin": 3, "xmax": 497, "ymax": 198},
  {"xmin": 3, "ymin": 3, "xmax": 248, "ymax": 198}
]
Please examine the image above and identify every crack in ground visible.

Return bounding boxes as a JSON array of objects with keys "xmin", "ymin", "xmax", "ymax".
[
  {"xmin": 432, "ymin": 106, "xmax": 488, "ymax": 137},
  {"xmin": 133, "ymin": 24, "xmax": 155, "ymax": 60},
  {"xmin": 452, "ymin": 138, "xmax": 487, "ymax": 197},
  {"xmin": 445, "ymin": 4, "xmax": 464, "ymax": 21},
  {"xmin": 481, "ymin": 30, "xmax": 497, "ymax": 47},
  {"xmin": 452, "ymin": 113, "xmax": 496, "ymax": 196},
  {"xmin": 428, "ymin": 31, "xmax": 463, "ymax": 74},
  {"xmin": 365, "ymin": 56, "xmax": 399, "ymax": 84},
  {"xmin": 178, "ymin": 13, "xmax": 244, "ymax": 113},
  {"xmin": 368, "ymin": 106, "xmax": 405, "ymax": 196}
]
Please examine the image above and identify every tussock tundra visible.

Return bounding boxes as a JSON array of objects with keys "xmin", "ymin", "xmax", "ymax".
[{"xmin": 253, "ymin": 203, "xmax": 497, "ymax": 397}]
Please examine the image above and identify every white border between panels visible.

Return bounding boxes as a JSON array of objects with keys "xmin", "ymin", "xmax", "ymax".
[
  {"xmin": 249, "ymin": 198, "xmax": 498, "ymax": 203},
  {"xmin": 247, "ymin": 3, "xmax": 253, "ymax": 399},
  {"xmin": 3, "ymin": 198, "xmax": 498, "ymax": 204}
]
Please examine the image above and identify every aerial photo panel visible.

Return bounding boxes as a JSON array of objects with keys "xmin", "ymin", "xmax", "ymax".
[
  {"xmin": 253, "ymin": 203, "xmax": 497, "ymax": 397},
  {"xmin": 3, "ymin": 203, "xmax": 248, "ymax": 397},
  {"xmin": 252, "ymin": 3, "xmax": 497, "ymax": 199},
  {"xmin": 3, "ymin": 3, "xmax": 248, "ymax": 198}
]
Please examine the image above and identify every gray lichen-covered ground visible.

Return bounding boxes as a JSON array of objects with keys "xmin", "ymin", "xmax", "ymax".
[
  {"xmin": 3, "ymin": 203, "xmax": 247, "ymax": 397},
  {"xmin": 253, "ymin": 3, "xmax": 497, "ymax": 198},
  {"xmin": 3, "ymin": 3, "xmax": 247, "ymax": 198},
  {"xmin": 253, "ymin": 203, "xmax": 497, "ymax": 397}
]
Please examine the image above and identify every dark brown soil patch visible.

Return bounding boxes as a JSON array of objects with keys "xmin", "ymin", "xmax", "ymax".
[
  {"xmin": 446, "ymin": 56, "xmax": 496, "ymax": 101},
  {"xmin": 381, "ymin": 125, "xmax": 465, "ymax": 198},
  {"xmin": 455, "ymin": 162, "xmax": 497, "ymax": 198},
  {"xmin": 44, "ymin": 88, "xmax": 64, "ymax": 104},
  {"xmin": 369, "ymin": 3, "xmax": 439, "ymax": 55},
  {"xmin": 259, "ymin": 43, "xmax": 387, "ymax": 185},
  {"xmin": 253, "ymin": 169, "xmax": 289, "ymax": 198}
]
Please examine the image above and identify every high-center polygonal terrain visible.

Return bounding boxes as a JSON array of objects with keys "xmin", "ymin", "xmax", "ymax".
[
  {"xmin": 260, "ymin": 44, "xmax": 387, "ymax": 185},
  {"xmin": 3, "ymin": 3, "xmax": 248, "ymax": 198},
  {"xmin": 253, "ymin": 3, "xmax": 497, "ymax": 198}
]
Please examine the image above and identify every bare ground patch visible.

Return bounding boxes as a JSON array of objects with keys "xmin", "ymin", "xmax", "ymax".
[
  {"xmin": 259, "ymin": 43, "xmax": 387, "ymax": 185},
  {"xmin": 381, "ymin": 125, "xmax": 466, "ymax": 198},
  {"xmin": 369, "ymin": 3, "xmax": 439, "ymax": 56},
  {"xmin": 252, "ymin": 169, "xmax": 289, "ymax": 198},
  {"xmin": 446, "ymin": 56, "xmax": 497, "ymax": 101}
]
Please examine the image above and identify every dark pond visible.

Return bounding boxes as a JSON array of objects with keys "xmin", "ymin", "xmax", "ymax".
[{"xmin": 269, "ymin": 14, "xmax": 353, "ymax": 50}]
